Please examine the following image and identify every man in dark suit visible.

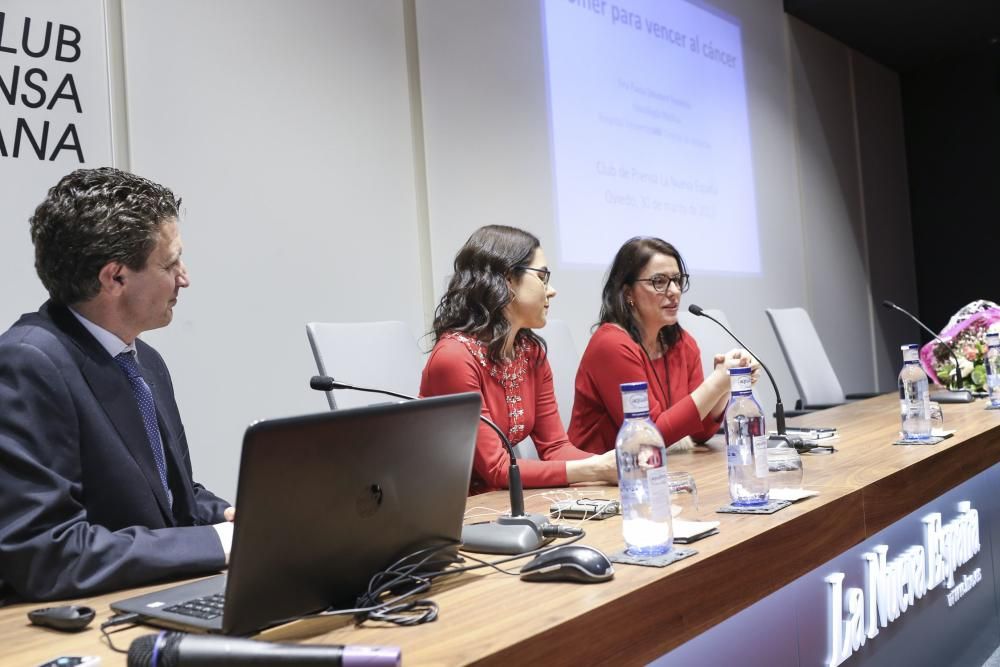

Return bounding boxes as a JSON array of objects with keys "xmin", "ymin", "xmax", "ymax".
[{"xmin": 0, "ymin": 168, "xmax": 234, "ymax": 601}]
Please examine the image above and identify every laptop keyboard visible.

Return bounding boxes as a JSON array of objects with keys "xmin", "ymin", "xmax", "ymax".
[{"xmin": 164, "ymin": 593, "xmax": 225, "ymax": 620}]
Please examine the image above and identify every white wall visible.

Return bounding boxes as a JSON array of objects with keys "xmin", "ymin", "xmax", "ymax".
[
  {"xmin": 851, "ymin": 48, "xmax": 920, "ymax": 390},
  {"xmin": 788, "ymin": 17, "xmax": 876, "ymax": 396},
  {"xmin": 119, "ymin": 0, "xmax": 427, "ymax": 497},
  {"xmin": 0, "ymin": 0, "xmax": 917, "ymax": 498},
  {"xmin": 788, "ymin": 17, "xmax": 917, "ymax": 395}
]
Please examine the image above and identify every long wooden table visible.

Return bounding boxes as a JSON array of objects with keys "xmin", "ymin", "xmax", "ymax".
[{"xmin": 4, "ymin": 394, "xmax": 1000, "ymax": 666}]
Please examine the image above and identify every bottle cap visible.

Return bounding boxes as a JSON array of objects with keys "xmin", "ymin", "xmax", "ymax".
[
  {"xmin": 620, "ymin": 381, "xmax": 648, "ymax": 392},
  {"xmin": 620, "ymin": 382, "xmax": 650, "ymax": 417},
  {"xmin": 729, "ymin": 367, "xmax": 753, "ymax": 393}
]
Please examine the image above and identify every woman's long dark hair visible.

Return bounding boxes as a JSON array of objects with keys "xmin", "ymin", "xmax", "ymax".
[
  {"xmin": 432, "ymin": 225, "xmax": 546, "ymax": 363},
  {"xmin": 598, "ymin": 236, "xmax": 687, "ymax": 350}
]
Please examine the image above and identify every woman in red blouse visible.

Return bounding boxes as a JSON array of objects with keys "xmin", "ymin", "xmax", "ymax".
[
  {"xmin": 568, "ymin": 237, "xmax": 755, "ymax": 455},
  {"xmin": 420, "ymin": 225, "xmax": 618, "ymax": 494}
]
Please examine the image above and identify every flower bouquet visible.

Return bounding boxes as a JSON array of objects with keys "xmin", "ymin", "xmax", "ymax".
[{"xmin": 919, "ymin": 300, "xmax": 1000, "ymax": 392}]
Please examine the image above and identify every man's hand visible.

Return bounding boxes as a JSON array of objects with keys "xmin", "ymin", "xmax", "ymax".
[{"xmin": 224, "ymin": 507, "xmax": 235, "ymax": 522}]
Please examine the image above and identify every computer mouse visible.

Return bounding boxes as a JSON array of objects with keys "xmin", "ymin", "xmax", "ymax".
[
  {"xmin": 27, "ymin": 605, "xmax": 96, "ymax": 632},
  {"xmin": 519, "ymin": 545, "xmax": 614, "ymax": 583}
]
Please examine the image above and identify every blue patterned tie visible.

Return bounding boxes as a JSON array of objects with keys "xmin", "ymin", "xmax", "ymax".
[{"xmin": 115, "ymin": 351, "xmax": 173, "ymax": 507}]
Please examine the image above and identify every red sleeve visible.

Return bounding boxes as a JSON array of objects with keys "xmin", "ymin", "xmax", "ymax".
[
  {"xmin": 419, "ymin": 339, "xmax": 576, "ymax": 490},
  {"xmin": 681, "ymin": 333, "xmax": 725, "ymax": 442},
  {"xmin": 583, "ymin": 326, "xmax": 705, "ymax": 445},
  {"xmin": 528, "ymin": 355, "xmax": 592, "ymax": 465}
]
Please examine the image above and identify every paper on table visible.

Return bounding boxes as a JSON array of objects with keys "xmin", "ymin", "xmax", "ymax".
[
  {"xmin": 770, "ymin": 429, "xmax": 839, "ymax": 441},
  {"xmin": 673, "ymin": 519, "xmax": 720, "ymax": 540},
  {"xmin": 785, "ymin": 428, "xmax": 838, "ymax": 439},
  {"xmin": 769, "ymin": 488, "xmax": 819, "ymax": 502}
]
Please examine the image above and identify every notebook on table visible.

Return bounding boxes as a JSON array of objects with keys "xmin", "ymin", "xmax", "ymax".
[{"xmin": 111, "ymin": 392, "xmax": 481, "ymax": 636}]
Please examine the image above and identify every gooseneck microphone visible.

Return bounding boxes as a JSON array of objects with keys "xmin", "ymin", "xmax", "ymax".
[
  {"xmin": 127, "ymin": 631, "xmax": 401, "ymax": 666},
  {"xmin": 687, "ymin": 304, "xmax": 812, "ymax": 453},
  {"xmin": 881, "ymin": 300, "xmax": 974, "ymax": 403},
  {"xmin": 310, "ymin": 376, "xmax": 553, "ymax": 554}
]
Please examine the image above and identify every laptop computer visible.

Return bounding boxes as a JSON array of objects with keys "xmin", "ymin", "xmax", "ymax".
[{"xmin": 111, "ymin": 392, "xmax": 481, "ymax": 636}]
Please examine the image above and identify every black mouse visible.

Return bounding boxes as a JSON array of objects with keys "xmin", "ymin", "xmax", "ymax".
[
  {"xmin": 28, "ymin": 605, "xmax": 96, "ymax": 632},
  {"xmin": 519, "ymin": 545, "xmax": 614, "ymax": 583}
]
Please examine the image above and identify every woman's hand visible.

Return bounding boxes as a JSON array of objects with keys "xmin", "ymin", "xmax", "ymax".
[
  {"xmin": 722, "ymin": 348, "xmax": 750, "ymax": 369},
  {"xmin": 708, "ymin": 348, "xmax": 748, "ymax": 389},
  {"xmin": 747, "ymin": 354, "xmax": 762, "ymax": 385},
  {"xmin": 714, "ymin": 349, "xmax": 759, "ymax": 379},
  {"xmin": 713, "ymin": 350, "xmax": 742, "ymax": 368}
]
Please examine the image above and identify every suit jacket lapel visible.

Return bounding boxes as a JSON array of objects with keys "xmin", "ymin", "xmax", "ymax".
[{"xmin": 47, "ymin": 304, "xmax": 175, "ymax": 522}]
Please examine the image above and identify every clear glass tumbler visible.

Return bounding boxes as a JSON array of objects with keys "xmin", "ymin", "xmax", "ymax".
[
  {"xmin": 766, "ymin": 446, "xmax": 803, "ymax": 492},
  {"xmin": 667, "ymin": 471, "xmax": 699, "ymax": 518}
]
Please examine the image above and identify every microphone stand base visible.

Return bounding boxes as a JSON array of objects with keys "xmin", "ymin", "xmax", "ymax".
[
  {"xmin": 460, "ymin": 513, "xmax": 554, "ymax": 555},
  {"xmin": 933, "ymin": 390, "xmax": 975, "ymax": 404},
  {"xmin": 768, "ymin": 433, "xmax": 829, "ymax": 454}
]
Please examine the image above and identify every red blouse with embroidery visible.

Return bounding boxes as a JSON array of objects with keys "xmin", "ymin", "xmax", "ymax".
[{"xmin": 420, "ymin": 332, "xmax": 592, "ymax": 494}]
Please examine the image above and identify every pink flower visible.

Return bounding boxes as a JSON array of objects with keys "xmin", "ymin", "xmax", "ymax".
[
  {"xmin": 920, "ymin": 303, "xmax": 1000, "ymax": 384},
  {"xmin": 965, "ymin": 346, "xmax": 978, "ymax": 361}
]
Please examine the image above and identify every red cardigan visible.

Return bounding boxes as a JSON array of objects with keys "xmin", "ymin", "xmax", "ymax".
[
  {"xmin": 420, "ymin": 333, "xmax": 592, "ymax": 494},
  {"xmin": 568, "ymin": 324, "xmax": 723, "ymax": 454}
]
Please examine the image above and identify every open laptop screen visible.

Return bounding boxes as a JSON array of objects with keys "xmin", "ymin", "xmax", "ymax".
[{"xmin": 113, "ymin": 393, "xmax": 480, "ymax": 636}]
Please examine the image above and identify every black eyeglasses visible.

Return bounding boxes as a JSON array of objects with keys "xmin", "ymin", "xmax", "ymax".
[
  {"xmin": 634, "ymin": 273, "xmax": 690, "ymax": 293},
  {"xmin": 515, "ymin": 266, "xmax": 551, "ymax": 286}
]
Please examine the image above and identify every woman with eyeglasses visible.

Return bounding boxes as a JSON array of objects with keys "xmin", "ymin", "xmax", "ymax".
[
  {"xmin": 568, "ymin": 236, "xmax": 754, "ymax": 454},
  {"xmin": 421, "ymin": 225, "xmax": 618, "ymax": 494}
]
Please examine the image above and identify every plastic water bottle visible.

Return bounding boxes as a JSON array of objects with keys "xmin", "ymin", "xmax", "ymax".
[
  {"xmin": 724, "ymin": 367, "xmax": 769, "ymax": 506},
  {"xmin": 615, "ymin": 382, "xmax": 673, "ymax": 556},
  {"xmin": 898, "ymin": 344, "xmax": 931, "ymax": 439},
  {"xmin": 986, "ymin": 332, "xmax": 1000, "ymax": 408}
]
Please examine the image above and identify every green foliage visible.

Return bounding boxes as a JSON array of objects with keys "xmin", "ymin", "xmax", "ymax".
[{"xmin": 971, "ymin": 364, "xmax": 987, "ymax": 388}]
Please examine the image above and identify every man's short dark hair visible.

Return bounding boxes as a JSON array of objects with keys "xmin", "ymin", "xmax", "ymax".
[{"xmin": 29, "ymin": 167, "xmax": 182, "ymax": 305}]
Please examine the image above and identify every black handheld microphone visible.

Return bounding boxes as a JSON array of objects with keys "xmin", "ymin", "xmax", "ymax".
[
  {"xmin": 309, "ymin": 376, "xmax": 415, "ymax": 404},
  {"xmin": 310, "ymin": 376, "xmax": 553, "ymax": 554},
  {"xmin": 687, "ymin": 305, "xmax": 817, "ymax": 453},
  {"xmin": 127, "ymin": 631, "xmax": 401, "ymax": 666},
  {"xmin": 881, "ymin": 300, "xmax": 974, "ymax": 403}
]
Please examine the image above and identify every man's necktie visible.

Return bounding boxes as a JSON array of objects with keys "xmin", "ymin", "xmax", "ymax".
[{"xmin": 114, "ymin": 351, "xmax": 173, "ymax": 507}]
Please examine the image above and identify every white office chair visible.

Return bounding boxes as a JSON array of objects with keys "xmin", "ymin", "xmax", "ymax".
[
  {"xmin": 306, "ymin": 321, "xmax": 424, "ymax": 410},
  {"xmin": 539, "ymin": 319, "xmax": 580, "ymax": 426},
  {"xmin": 677, "ymin": 308, "xmax": 733, "ymax": 378},
  {"xmin": 765, "ymin": 307, "xmax": 879, "ymax": 411}
]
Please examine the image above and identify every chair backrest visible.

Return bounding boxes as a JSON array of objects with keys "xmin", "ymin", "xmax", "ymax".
[
  {"xmin": 765, "ymin": 307, "xmax": 845, "ymax": 407},
  {"xmin": 306, "ymin": 321, "xmax": 424, "ymax": 410},
  {"xmin": 677, "ymin": 308, "xmax": 734, "ymax": 378},
  {"xmin": 540, "ymin": 319, "xmax": 580, "ymax": 426}
]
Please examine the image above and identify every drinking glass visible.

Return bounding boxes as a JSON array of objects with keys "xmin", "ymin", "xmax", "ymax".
[
  {"xmin": 767, "ymin": 446, "xmax": 804, "ymax": 491},
  {"xmin": 928, "ymin": 401, "xmax": 944, "ymax": 435},
  {"xmin": 667, "ymin": 471, "xmax": 699, "ymax": 518}
]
